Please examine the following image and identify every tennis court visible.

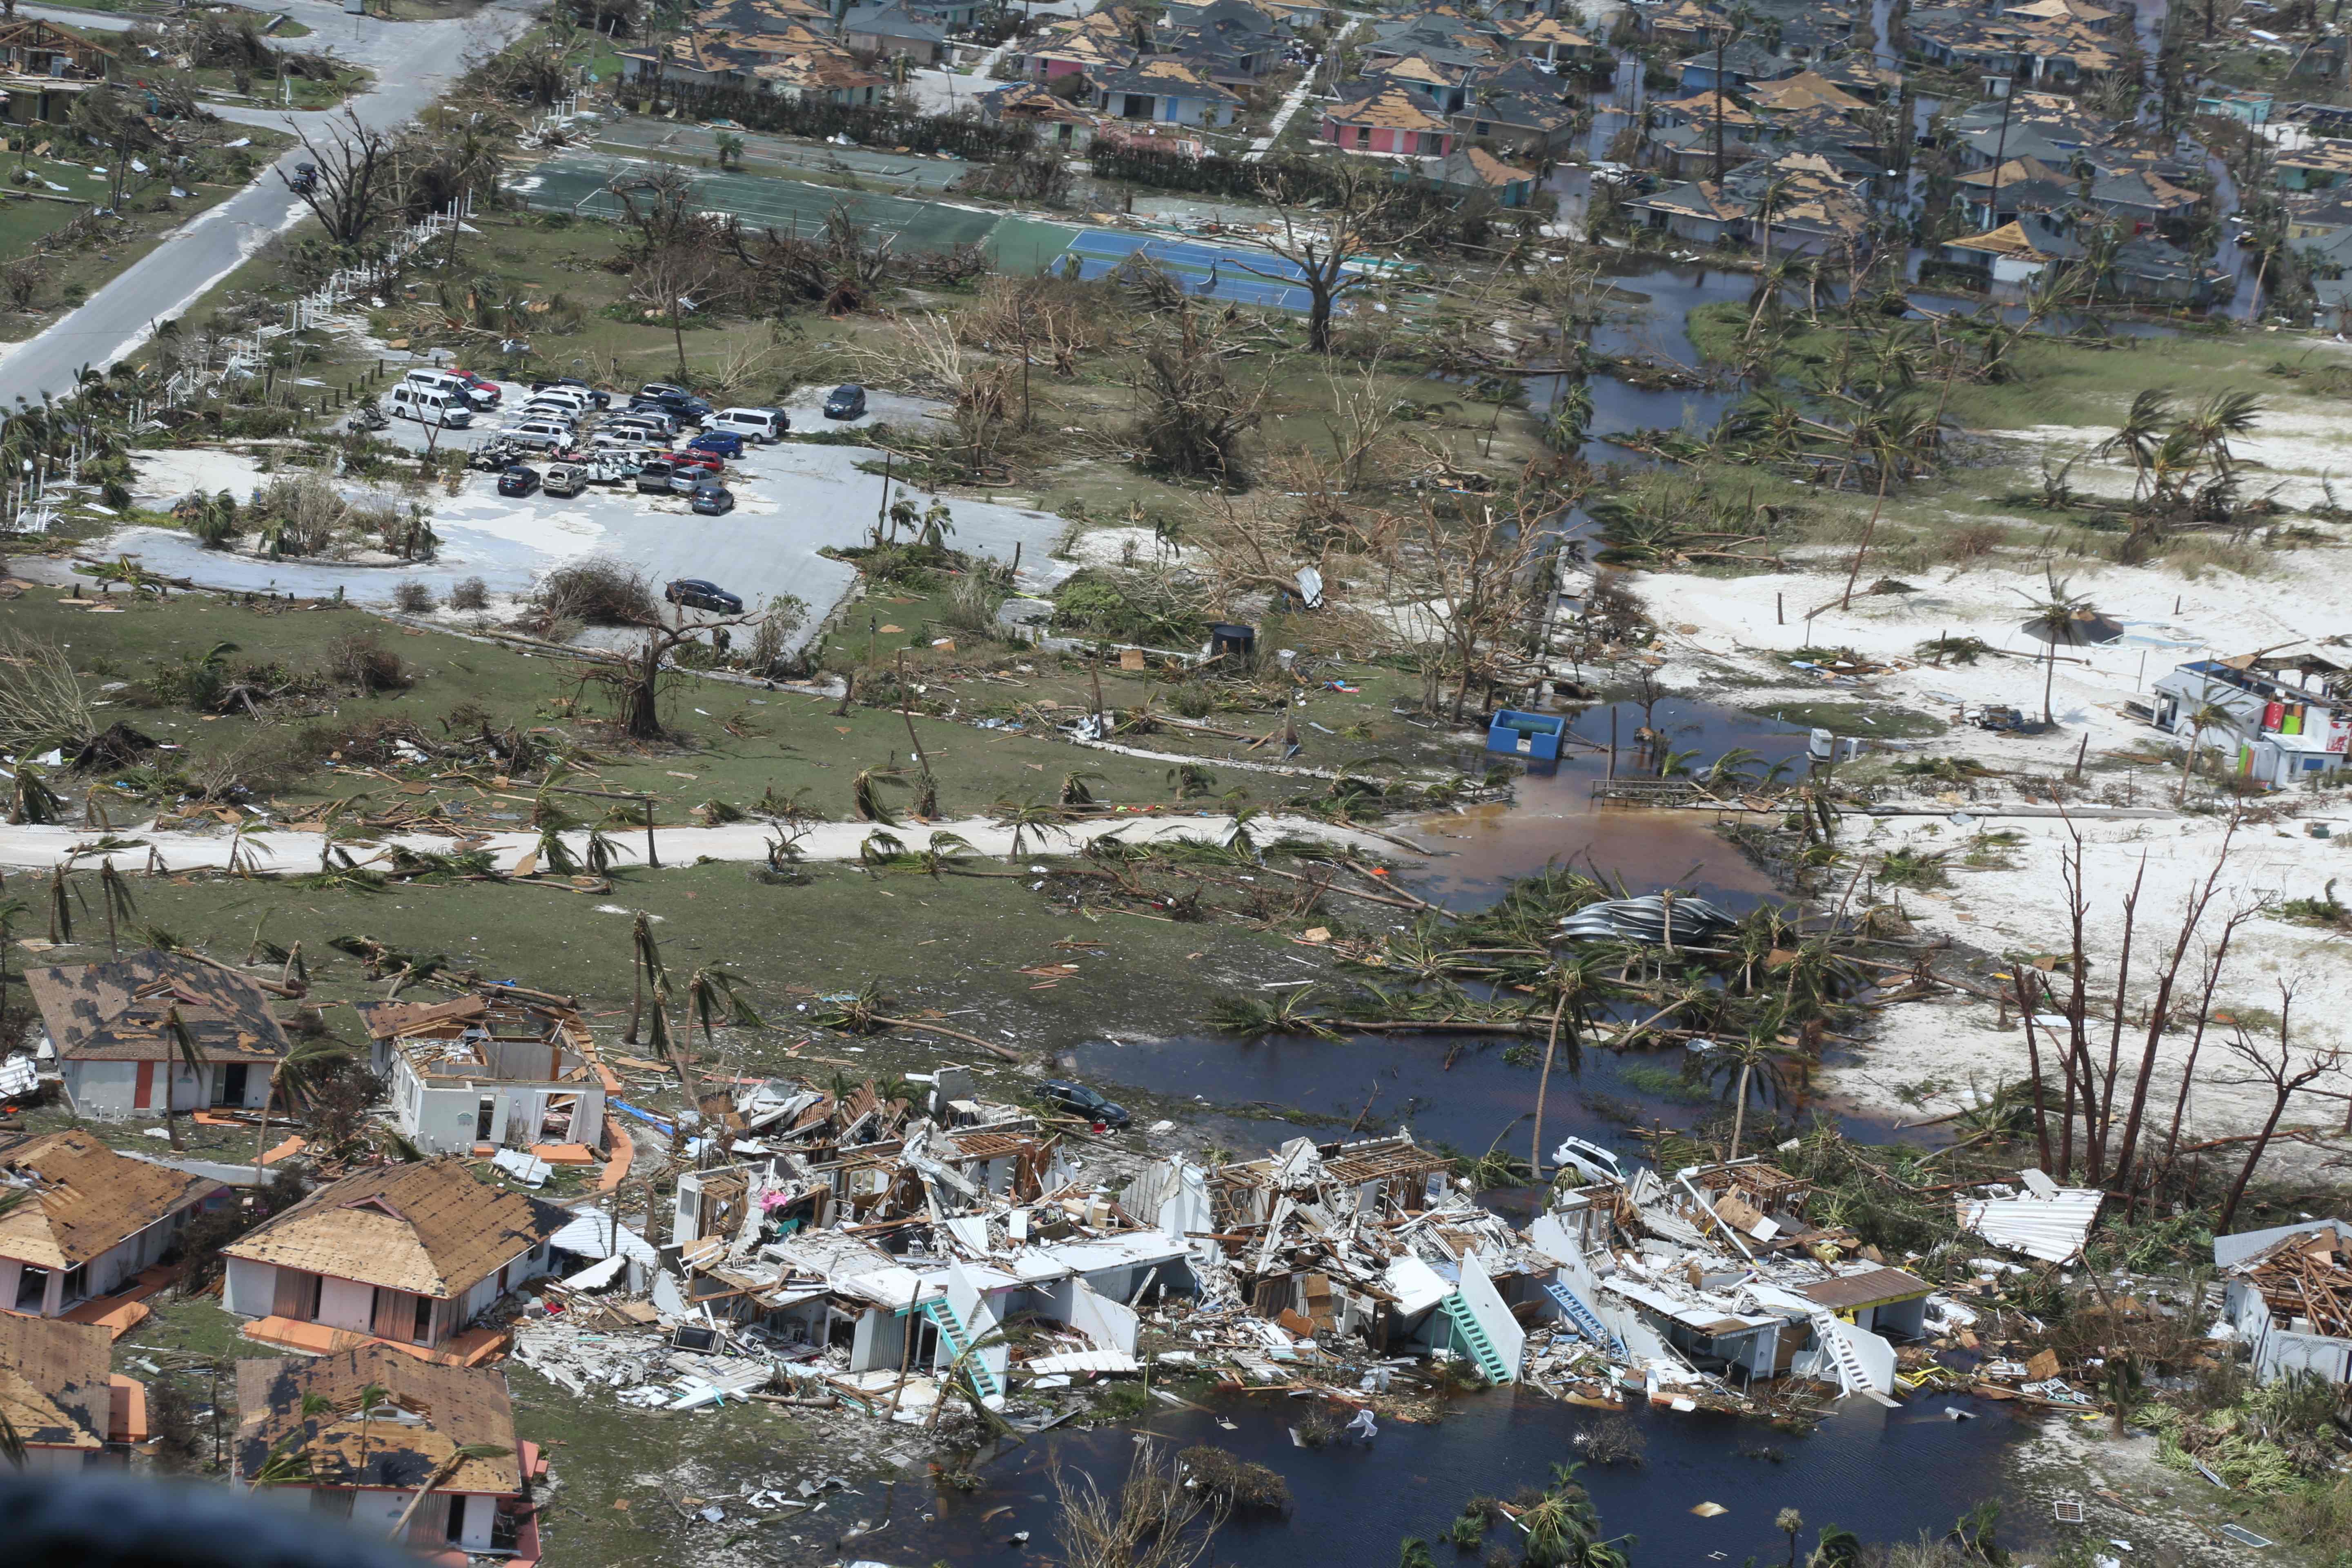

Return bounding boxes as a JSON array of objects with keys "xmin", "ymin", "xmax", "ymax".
[
  {"xmin": 1056, "ymin": 230, "xmax": 1316, "ymax": 311},
  {"xmin": 507, "ymin": 156, "xmax": 1004, "ymax": 254}
]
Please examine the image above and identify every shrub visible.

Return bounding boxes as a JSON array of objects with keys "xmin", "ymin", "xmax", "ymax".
[
  {"xmin": 530, "ymin": 556, "xmax": 655, "ymax": 626},
  {"xmin": 448, "ymin": 575, "xmax": 490, "ymax": 610},
  {"xmin": 325, "ymin": 632, "xmax": 408, "ymax": 695},
  {"xmin": 1177, "ymin": 1446, "xmax": 1291, "ymax": 1514},
  {"xmin": 392, "ymin": 579, "xmax": 436, "ymax": 613}
]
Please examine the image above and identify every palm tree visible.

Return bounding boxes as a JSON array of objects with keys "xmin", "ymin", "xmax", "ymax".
[
  {"xmin": 2176, "ymin": 389, "xmax": 2262, "ymax": 475},
  {"xmin": 252, "ymin": 1035, "xmax": 352, "ymax": 1178},
  {"xmin": 1531, "ymin": 951, "xmax": 1608, "ymax": 1178},
  {"xmin": 994, "ymin": 798, "xmax": 1068, "ymax": 862},
  {"xmin": 625, "ymin": 910, "xmax": 666, "ymax": 1046},
  {"xmin": 918, "ymin": 830, "xmax": 975, "ymax": 878},
  {"xmin": 160, "ymin": 1005, "xmax": 207, "ymax": 1151},
  {"xmin": 1543, "ymin": 381, "xmax": 1596, "ymax": 453},
  {"xmin": 1223, "ymin": 806, "xmax": 1265, "ymax": 857},
  {"xmin": 99, "ymin": 863, "xmax": 141, "ymax": 955},
  {"xmin": 2011, "ymin": 571, "xmax": 2094, "ymax": 727},
  {"xmin": 385, "ymin": 1443, "xmax": 514, "ymax": 1542},
  {"xmin": 1707, "ymin": 1020, "xmax": 1792, "ymax": 1160},
  {"xmin": 1777, "ymin": 1508, "xmax": 1804, "ymax": 1568},
  {"xmin": 2176, "ymin": 689, "xmax": 2241, "ymax": 806}
]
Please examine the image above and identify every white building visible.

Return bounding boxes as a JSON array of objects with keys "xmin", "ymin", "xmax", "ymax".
[
  {"xmin": 358, "ymin": 989, "xmax": 609, "ymax": 1159},
  {"xmin": 25, "ymin": 950, "xmax": 287, "ymax": 1118},
  {"xmin": 0, "ymin": 1129, "xmax": 223, "ymax": 1318},
  {"xmin": 2151, "ymin": 655, "xmax": 2349, "ymax": 788}
]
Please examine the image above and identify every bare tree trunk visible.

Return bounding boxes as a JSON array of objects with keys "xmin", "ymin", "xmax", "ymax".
[{"xmin": 1530, "ymin": 990, "xmax": 1568, "ymax": 1178}]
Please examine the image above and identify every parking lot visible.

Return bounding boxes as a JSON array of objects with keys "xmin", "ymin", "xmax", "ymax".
[{"xmin": 118, "ymin": 379, "xmax": 1074, "ymax": 648}]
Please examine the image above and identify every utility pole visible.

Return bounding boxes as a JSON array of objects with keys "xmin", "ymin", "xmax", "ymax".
[{"xmin": 1712, "ymin": 24, "xmax": 1728, "ymax": 183}]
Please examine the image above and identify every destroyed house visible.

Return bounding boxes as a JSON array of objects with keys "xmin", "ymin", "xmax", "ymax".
[
  {"xmin": 359, "ymin": 989, "xmax": 608, "ymax": 1158},
  {"xmin": 221, "ymin": 1159, "xmax": 564, "ymax": 1360},
  {"xmin": 664, "ymin": 1137, "xmax": 1187, "ymax": 1393},
  {"xmin": 2217, "ymin": 1219, "xmax": 2352, "ymax": 1383},
  {"xmin": 0, "ymin": 18, "xmax": 112, "ymax": 123},
  {"xmin": 2151, "ymin": 657, "xmax": 2349, "ymax": 785},
  {"xmin": 237, "ymin": 1345, "xmax": 537, "ymax": 1557},
  {"xmin": 0, "ymin": 1130, "xmax": 224, "ymax": 1319},
  {"xmin": 27, "ymin": 949, "xmax": 290, "ymax": 1118},
  {"xmin": 0, "ymin": 1312, "xmax": 145, "ymax": 1472}
]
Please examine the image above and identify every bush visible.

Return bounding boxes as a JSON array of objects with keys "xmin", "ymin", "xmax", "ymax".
[
  {"xmin": 392, "ymin": 579, "xmax": 436, "ymax": 613},
  {"xmin": 325, "ymin": 632, "xmax": 408, "ymax": 695},
  {"xmin": 530, "ymin": 556, "xmax": 655, "ymax": 626},
  {"xmin": 448, "ymin": 575, "xmax": 490, "ymax": 610},
  {"xmin": 1177, "ymin": 1446, "xmax": 1291, "ymax": 1514}
]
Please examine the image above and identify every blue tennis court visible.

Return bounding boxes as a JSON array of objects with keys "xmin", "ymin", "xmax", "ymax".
[{"xmin": 1058, "ymin": 231, "xmax": 1318, "ymax": 311}]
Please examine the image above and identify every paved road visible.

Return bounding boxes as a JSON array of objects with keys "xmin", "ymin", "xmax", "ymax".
[{"xmin": 2, "ymin": 0, "xmax": 538, "ymax": 403}]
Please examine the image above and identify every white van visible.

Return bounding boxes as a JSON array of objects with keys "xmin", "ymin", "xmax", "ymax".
[
  {"xmin": 506, "ymin": 419, "xmax": 577, "ymax": 450},
  {"xmin": 387, "ymin": 383, "xmax": 473, "ymax": 428},
  {"xmin": 403, "ymin": 367, "xmax": 488, "ymax": 409},
  {"xmin": 710, "ymin": 406, "xmax": 788, "ymax": 442}
]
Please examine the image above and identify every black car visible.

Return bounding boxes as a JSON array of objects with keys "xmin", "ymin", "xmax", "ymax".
[
  {"xmin": 689, "ymin": 481, "xmax": 734, "ymax": 516},
  {"xmin": 531, "ymin": 376, "xmax": 610, "ymax": 409},
  {"xmin": 495, "ymin": 464, "xmax": 540, "ymax": 497},
  {"xmin": 634, "ymin": 391, "xmax": 712, "ymax": 425},
  {"xmin": 664, "ymin": 578, "xmax": 743, "ymax": 614},
  {"xmin": 1040, "ymin": 1079, "xmax": 1130, "ymax": 1129},
  {"xmin": 823, "ymin": 383, "xmax": 868, "ymax": 420}
]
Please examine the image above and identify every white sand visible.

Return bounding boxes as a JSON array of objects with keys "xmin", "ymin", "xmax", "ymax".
[{"xmin": 1615, "ymin": 467, "xmax": 2352, "ymax": 1147}]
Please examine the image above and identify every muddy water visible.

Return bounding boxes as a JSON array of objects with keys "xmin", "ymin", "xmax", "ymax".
[{"xmin": 864, "ymin": 1382, "xmax": 2029, "ymax": 1568}]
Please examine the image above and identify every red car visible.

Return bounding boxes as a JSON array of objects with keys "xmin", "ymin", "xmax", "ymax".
[
  {"xmin": 449, "ymin": 369, "xmax": 502, "ymax": 408},
  {"xmin": 662, "ymin": 448, "xmax": 724, "ymax": 474}
]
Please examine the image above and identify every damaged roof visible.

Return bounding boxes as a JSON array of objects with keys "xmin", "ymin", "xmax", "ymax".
[
  {"xmin": 0, "ymin": 1129, "xmax": 223, "ymax": 1270},
  {"xmin": 236, "ymin": 1344, "xmax": 521, "ymax": 1494},
  {"xmin": 222, "ymin": 1158, "xmax": 565, "ymax": 1298},
  {"xmin": 0, "ymin": 1312, "xmax": 110, "ymax": 1450},
  {"xmin": 27, "ymin": 949, "xmax": 291, "ymax": 1065},
  {"xmin": 1798, "ymin": 1266, "xmax": 1933, "ymax": 1312}
]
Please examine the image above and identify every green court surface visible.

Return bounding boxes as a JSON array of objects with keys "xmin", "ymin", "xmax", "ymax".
[{"xmin": 508, "ymin": 156, "xmax": 1003, "ymax": 253}]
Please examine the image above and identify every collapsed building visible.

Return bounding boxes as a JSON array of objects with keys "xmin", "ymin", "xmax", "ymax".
[{"xmin": 357, "ymin": 987, "xmax": 611, "ymax": 1159}]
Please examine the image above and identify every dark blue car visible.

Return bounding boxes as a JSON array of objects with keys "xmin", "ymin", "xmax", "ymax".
[
  {"xmin": 823, "ymin": 384, "xmax": 867, "ymax": 420},
  {"xmin": 686, "ymin": 430, "xmax": 744, "ymax": 460}
]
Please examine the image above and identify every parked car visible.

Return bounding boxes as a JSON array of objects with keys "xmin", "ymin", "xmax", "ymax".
[
  {"xmin": 689, "ymin": 481, "xmax": 734, "ymax": 515},
  {"xmin": 532, "ymin": 376, "xmax": 610, "ymax": 408},
  {"xmin": 823, "ymin": 383, "xmax": 868, "ymax": 420},
  {"xmin": 710, "ymin": 406, "xmax": 788, "ymax": 442},
  {"xmin": 619, "ymin": 403, "xmax": 682, "ymax": 434},
  {"xmin": 496, "ymin": 465, "xmax": 540, "ymax": 497},
  {"xmin": 637, "ymin": 382, "xmax": 694, "ymax": 403},
  {"xmin": 650, "ymin": 395, "xmax": 713, "ymax": 425},
  {"xmin": 661, "ymin": 448, "xmax": 724, "ymax": 474},
  {"xmin": 664, "ymin": 578, "xmax": 743, "ymax": 614},
  {"xmin": 288, "ymin": 161, "xmax": 316, "ymax": 194},
  {"xmin": 450, "ymin": 370, "xmax": 502, "ymax": 408},
  {"xmin": 634, "ymin": 460, "xmax": 679, "ymax": 494},
  {"xmin": 684, "ymin": 430, "xmax": 743, "ymax": 461},
  {"xmin": 542, "ymin": 463, "xmax": 588, "ymax": 498},
  {"xmin": 1039, "ymin": 1080, "xmax": 1129, "ymax": 1129},
  {"xmin": 505, "ymin": 421, "xmax": 575, "ymax": 451}
]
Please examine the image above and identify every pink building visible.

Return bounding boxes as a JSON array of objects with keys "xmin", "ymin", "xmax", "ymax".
[{"xmin": 1320, "ymin": 83, "xmax": 1456, "ymax": 156}]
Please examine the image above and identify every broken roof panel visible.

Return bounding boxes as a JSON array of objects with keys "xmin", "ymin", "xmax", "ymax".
[
  {"xmin": 236, "ymin": 1343, "xmax": 522, "ymax": 1494},
  {"xmin": 0, "ymin": 1312, "xmax": 110, "ymax": 1449},
  {"xmin": 1957, "ymin": 1180, "xmax": 2103, "ymax": 1262}
]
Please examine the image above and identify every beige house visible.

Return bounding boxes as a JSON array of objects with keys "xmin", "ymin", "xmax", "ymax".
[
  {"xmin": 238, "ymin": 1345, "xmax": 539, "ymax": 1557},
  {"xmin": 0, "ymin": 1312, "xmax": 147, "ymax": 1472},
  {"xmin": 221, "ymin": 1159, "xmax": 564, "ymax": 1364},
  {"xmin": 0, "ymin": 1129, "xmax": 223, "ymax": 1320}
]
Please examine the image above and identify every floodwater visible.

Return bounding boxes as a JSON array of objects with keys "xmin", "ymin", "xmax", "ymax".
[{"xmin": 860, "ymin": 1383, "xmax": 2029, "ymax": 1568}]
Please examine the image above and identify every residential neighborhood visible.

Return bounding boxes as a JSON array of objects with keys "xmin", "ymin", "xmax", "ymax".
[{"xmin": 11, "ymin": 0, "xmax": 2352, "ymax": 1560}]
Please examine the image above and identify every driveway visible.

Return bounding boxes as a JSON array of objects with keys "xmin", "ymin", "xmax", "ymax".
[
  {"xmin": 0, "ymin": 0, "xmax": 540, "ymax": 405},
  {"xmin": 90, "ymin": 380, "xmax": 1072, "ymax": 645}
]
